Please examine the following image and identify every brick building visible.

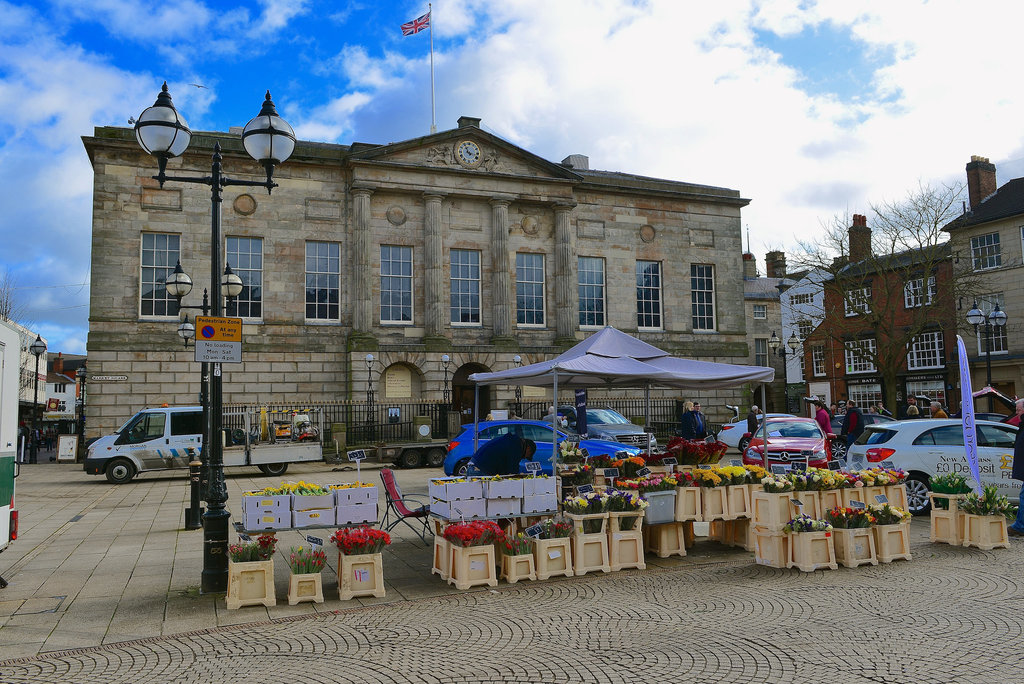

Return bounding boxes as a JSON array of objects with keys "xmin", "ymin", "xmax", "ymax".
[
  {"xmin": 801, "ymin": 215, "xmax": 956, "ymax": 412},
  {"xmin": 82, "ymin": 115, "xmax": 757, "ymax": 437}
]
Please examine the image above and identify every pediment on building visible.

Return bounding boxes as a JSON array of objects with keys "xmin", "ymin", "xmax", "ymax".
[{"xmin": 348, "ymin": 125, "xmax": 580, "ymax": 181}]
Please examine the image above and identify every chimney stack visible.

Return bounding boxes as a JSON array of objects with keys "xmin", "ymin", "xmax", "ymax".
[
  {"xmin": 765, "ymin": 250, "xmax": 787, "ymax": 278},
  {"xmin": 849, "ymin": 214, "xmax": 871, "ymax": 262},
  {"xmin": 742, "ymin": 252, "xmax": 757, "ymax": 279},
  {"xmin": 966, "ymin": 155, "xmax": 997, "ymax": 211}
]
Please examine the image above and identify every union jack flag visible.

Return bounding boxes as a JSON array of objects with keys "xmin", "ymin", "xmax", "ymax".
[{"xmin": 401, "ymin": 11, "xmax": 430, "ymax": 36}]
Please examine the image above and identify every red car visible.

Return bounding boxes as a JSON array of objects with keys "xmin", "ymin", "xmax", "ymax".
[{"xmin": 742, "ymin": 416, "xmax": 833, "ymax": 469}]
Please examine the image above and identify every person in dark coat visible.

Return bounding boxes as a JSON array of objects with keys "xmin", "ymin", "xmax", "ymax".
[
  {"xmin": 900, "ymin": 395, "xmax": 921, "ymax": 419},
  {"xmin": 1009, "ymin": 400, "xmax": 1024, "ymax": 536},
  {"xmin": 840, "ymin": 400, "xmax": 865, "ymax": 446},
  {"xmin": 746, "ymin": 405, "xmax": 760, "ymax": 435}
]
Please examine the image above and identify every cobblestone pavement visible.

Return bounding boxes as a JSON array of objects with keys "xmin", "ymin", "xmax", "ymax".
[{"xmin": 2, "ymin": 463, "xmax": 1024, "ymax": 682}]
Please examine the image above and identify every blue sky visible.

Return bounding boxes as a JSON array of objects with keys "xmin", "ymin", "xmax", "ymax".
[{"xmin": 3, "ymin": 0, "xmax": 1024, "ymax": 355}]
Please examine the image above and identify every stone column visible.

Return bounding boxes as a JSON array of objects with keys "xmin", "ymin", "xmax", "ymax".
[
  {"xmin": 490, "ymin": 198, "xmax": 513, "ymax": 342},
  {"xmin": 423, "ymin": 193, "xmax": 446, "ymax": 341},
  {"xmin": 351, "ymin": 186, "xmax": 374, "ymax": 334},
  {"xmin": 554, "ymin": 202, "xmax": 577, "ymax": 343}
]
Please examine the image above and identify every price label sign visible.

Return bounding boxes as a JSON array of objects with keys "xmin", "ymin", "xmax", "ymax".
[
  {"xmin": 233, "ymin": 521, "xmax": 244, "ymax": 532},
  {"xmin": 636, "ymin": 467, "xmax": 652, "ymax": 478},
  {"xmin": 525, "ymin": 524, "xmax": 543, "ymax": 538},
  {"xmin": 704, "ymin": 436, "xmax": 717, "ymax": 444},
  {"xmin": 347, "ymin": 449, "xmax": 367, "ymax": 462},
  {"xmin": 661, "ymin": 457, "xmax": 678, "ymax": 466},
  {"xmin": 305, "ymin": 535, "xmax": 324, "ymax": 548},
  {"xmin": 838, "ymin": 458, "xmax": 848, "ymax": 469},
  {"xmin": 771, "ymin": 464, "xmax": 790, "ymax": 475},
  {"xmin": 604, "ymin": 468, "xmax": 620, "ymax": 478},
  {"xmin": 791, "ymin": 461, "xmax": 807, "ymax": 473},
  {"xmin": 525, "ymin": 461, "xmax": 542, "ymax": 474},
  {"xmin": 698, "ymin": 463, "xmax": 714, "ymax": 469},
  {"xmin": 238, "ymin": 533, "xmax": 252, "ymax": 541},
  {"xmin": 800, "ymin": 449, "xmax": 813, "ymax": 457},
  {"xmin": 850, "ymin": 500, "xmax": 866, "ymax": 510},
  {"xmin": 874, "ymin": 494, "xmax": 889, "ymax": 504},
  {"xmin": 827, "ymin": 460, "xmax": 842, "ymax": 471},
  {"xmin": 577, "ymin": 484, "xmax": 595, "ymax": 494},
  {"xmin": 580, "ymin": 448, "xmax": 590, "ymax": 459},
  {"xmin": 880, "ymin": 460, "xmax": 896, "ymax": 469},
  {"xmin": 791, "ymin": 499, "xmax": 804, "ymax": 507},
  {"xmin": 730, "ymin": 459, "xmax": 742, "ymax": 467}
]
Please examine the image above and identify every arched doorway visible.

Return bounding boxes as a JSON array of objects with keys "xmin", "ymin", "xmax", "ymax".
[{"xmin": 452, "ymin": 363, "xmax": 491, "ymax": 420}]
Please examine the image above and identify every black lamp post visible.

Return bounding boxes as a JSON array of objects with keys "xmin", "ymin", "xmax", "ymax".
[
  {"xmin": 135, "ymin": 82, "xmax": 294, "ymax": 594},
  {"xmin": 513, "ymin": 355, "xmax": 522, "ymax": 416},
  {"xmin": 28, "ymin": 335, "xmax": 46, "ymax": 464},
  {"xmin": 768, "ymin": 331, "xmax": 800, "ymax": 413},
  {"xmin": 76, "ymin": 364, "xmax": 87, "ymax": 458},
  {"xmin": 967, "ymin": 300, "xmax": 1008, "ymax": 412},
  {"xmin": 441, "ymin": 354, "xmax": 451, "ymax": 405},
  {"xmin": 365, "ymin": 354, "xmax": 376, "ymax": 425}
]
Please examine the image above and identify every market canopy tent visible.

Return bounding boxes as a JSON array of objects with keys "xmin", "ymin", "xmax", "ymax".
[{"xmin": 467, "ymin": 326, "xmax": 775, "ymax": 452}]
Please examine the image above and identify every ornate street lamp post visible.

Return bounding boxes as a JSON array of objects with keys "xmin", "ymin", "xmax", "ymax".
[
  {"xmin": 967, "ymin": 301, "xmax": 1008, "ymax": 412},
  {"xmin": 28, "ymin": 335, "xmax": 46, "ymax": 464},
  {"xmin": 365, "ymin": 354, "xmax": 376, "ymax": 426},
  {"xmin": 513, "ymin": 355, "xmax": 522, "ymax": 416},
  {"xmin": 768, "ymin": 331, "xmax": 801, "ymax": 413},
  {"xmin": 134, "ymin": 82, "xmax": 294, "ymax": 593},
  {"xmin": 441, "ymin": 354, "xmax": 451, "ymax": 405},
  {"xmin": 76, "ymin": 364, "xmax": 87, "ymax": 458}
]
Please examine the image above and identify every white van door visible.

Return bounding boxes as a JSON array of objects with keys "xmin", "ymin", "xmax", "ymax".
[
  {"xmin": 114, "ymin": 410, "xmax": 169, "ymax": 470},
  {"xmin": 166, "ymin": 410, "xmax": 203, "ymax": 468}
]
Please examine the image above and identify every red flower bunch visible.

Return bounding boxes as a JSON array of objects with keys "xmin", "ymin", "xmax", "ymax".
[
  {"xmin": 665, "ymin": 438, "xmax": 728, "ymax": 465},
  {"xmin": 330, "ymin": 526, "xmax": 392, "ymax": 555},
  {"xmin": 675, "ymin": 471, "xmax": 698, "ymax": 487},
  {"xmin": 443, "ymin": 520, "xmax": 504, "ymax": 547}
]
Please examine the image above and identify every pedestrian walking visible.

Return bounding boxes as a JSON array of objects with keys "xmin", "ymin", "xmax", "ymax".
[
  {"xmin": 1009, "ymin": 400, "xmax": 1024, "ymax": 537},
  {"xmin": 840, "ymin": 400, "xmax": 865, "ymax": 446},
  {"xmin": 813, "ymin": 400, "xmax": 831, "ymax": 435},
  {"xmin": 746, "ymin": 405, "xmax": 761, "ymax": 435},
  {"xmin": 930, "ymin": 401, "xmax": 949, "ymax": 419}
]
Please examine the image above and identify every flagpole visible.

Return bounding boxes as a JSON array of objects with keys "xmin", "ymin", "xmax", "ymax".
[{"xmin": 429, "ymin": 3, "xmax": 436, "ymax": 134}]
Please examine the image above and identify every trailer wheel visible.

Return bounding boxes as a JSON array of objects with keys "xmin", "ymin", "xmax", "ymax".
[
  {"xmin": 105, "ymin": 458, "xmax": 136, "ymax": 484},
  {"xmin": 398, "ymin": 449, "xmax": 422, "ymax": 469},
  {"xmin": 259, "ymin": 463, "xmax": 289, "ymax": 477},
  {"xmin": 425, "ymin": 447, "xmax": 446, "ymax": 468}
]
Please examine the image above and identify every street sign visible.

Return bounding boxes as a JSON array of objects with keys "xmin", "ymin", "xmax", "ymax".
[{"xmin": 195, "ymin": 316, "xmax": 242, "ymax": 364}]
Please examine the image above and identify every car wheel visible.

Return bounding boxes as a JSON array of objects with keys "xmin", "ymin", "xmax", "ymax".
[
  {"xmin": 738, "ymin": 436, "xmax": 750, "ymax": 453},
  {"xmin": 259, "ymin": 463, "xmax": 289, "ymax": 477},
  {"xmin": 455, "ymin": 458, "xmax": 471, "ymax": 476},
  {"xmin": 425, "ymin": 447, "xmax": 446, "ymax": 468},
  {"xmin": 398, "ymin": 450, "xmax": 422, "ymax": 469},
  {"xmin": 831, "ymin": 440, "xmax": 847, "ymax": 460},
  {"xmin": 105, "ymin": 458, "xmax": 136, "ymax": 484},
  {"xmin": 905, "ymin": 474, "xmax": 931, "ymax": 515}
]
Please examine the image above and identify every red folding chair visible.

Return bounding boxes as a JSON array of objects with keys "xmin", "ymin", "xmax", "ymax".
[{"xmin": 380, "ymin": 468, "xmax": 431, "ymax": 543}]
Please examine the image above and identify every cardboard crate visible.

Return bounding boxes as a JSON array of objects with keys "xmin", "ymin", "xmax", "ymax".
[
  {"xmin": 521, "ymin": 493, "xmax": 558, "ymax": 514},
  {"xmin": 485, "ymin": 478, "xmax": 524, "ymax": 499},
  {"xmin": 243, "ymin": 510, "xmax": 289, "ymax": 531},
  {"xmin": 333, "ymin": 486, "xmax": 378, "ymax": 505},
  {"xmin": 242, "ymin": 494, "xmax": 290, "ymax": 515},
  {"xmin": 336, "ymin": 502, "xmax": 378, "ymax": 525},
  {"xmin": 429, "ymin": 478, "xmax": 484, "ymax": 502},
  {"xmin": 292, "ymin": 509, "xmax": 336, "ymax": 527},
  {"xmin": 486, "ymin": 498, "xmax": 522, "ymax": 517},
  {"xmin": 523, "ymin": 477, "xmax": 557, "ymax": 497},
  {"xmin": 291, "ymin": 492, "xmax": 335, "ymax": 511},
  {"xmin": 430, "ymin": 498, "xmax": 486, "ymax": 521}
]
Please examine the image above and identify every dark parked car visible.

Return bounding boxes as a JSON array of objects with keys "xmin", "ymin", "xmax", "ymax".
[{"xmin": 829, "ymin": 413, "xmax": 895, "ymax": 459}]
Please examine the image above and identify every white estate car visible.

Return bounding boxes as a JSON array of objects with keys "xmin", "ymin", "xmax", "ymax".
[
  {"xmin": 716, "ymin": 413, "xmax": 793, "ymax": 453},
  {"xmin": 846, "ymin": 419, "xmax": 1019, "ymax": 515}
]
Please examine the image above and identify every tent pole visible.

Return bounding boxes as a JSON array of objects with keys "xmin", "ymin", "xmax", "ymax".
[
  {"xmin": 760, "ymin": 384, "xmax": 768, "ymax": 456},
  {"xmin": 645, "ymin": 384, "xmax": 652, "ymax": 457},
  {"xmin": 552, "ymin": 372, "xmax": 559, "ymax": 470},
  {"xmin": 473, "ymin": 384, "xmax": 480, "ymax": 454}
]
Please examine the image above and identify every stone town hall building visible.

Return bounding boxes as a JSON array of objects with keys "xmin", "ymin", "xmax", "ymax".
[{"xmin": 82, "ymin": 116, "xmax": 756, "ymax": 437}]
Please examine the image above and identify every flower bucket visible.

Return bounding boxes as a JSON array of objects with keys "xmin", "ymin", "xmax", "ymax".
[
  {"xmin": 447, "ymin": 545, "xmax": 497, "ymax": 591},
  {"xmin": 287, "ymin": 572, "xmax": 324, "ymax": 605},
  {"xmin": 928, "ymin": 493, "xmax": 966, "ymax": 545},
  {"xmin": 724, "ymin": 484, "xmax": 751, "ymax": 520},
  {"xmin": 962, "ymin": 513, "xmax": 1009, "ymax": 551},
  {"xmin": 530, "ymin": 537, "xmax": 573, "ymax": 580},
  {"xmin": 226, "ymin": 559, "xmax": 276, "ymax": 610},
  {"xmin": 566, "ymin": 512, "xmax": 608, "ymax": 536},
  {"xmin": 675, "ymin": 487, "xmax": 702, "ymax": 522},
  {"xmin": 339, "ymin": 552, "xmax": 386, "ymax": 599},
  {"xmin": 787, "ymin": 530, "xmax": 837, "ymax": 572},
  {"xmin": 872, "ymin": 522, "xmax": 912, "ymax": 563},
  {"xmin": 701, "ymin": 487, "xmax": 729, "ymax": 521},
  {"xmin": 500, "ymin": 553, "xmax": 537, "ymax": 583},
  {"xmin": 609, "ymin": 511, "xmax": 644, "ymax": 532},
  {"xmin": 643, "ymin": 490, "xmax": 677, "ymax": 525},
  {"xmin": 644, "ymin": 521, "xmax": 687, "ymax": 558},
  {"xmin": 832, "ymin": 528, "xmax": 877, "ymax": 568}
]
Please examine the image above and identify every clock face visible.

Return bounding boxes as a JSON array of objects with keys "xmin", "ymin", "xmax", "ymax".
[{"xmin": 456, "ymin": 140, "xmax": 481, "ymax": 167}]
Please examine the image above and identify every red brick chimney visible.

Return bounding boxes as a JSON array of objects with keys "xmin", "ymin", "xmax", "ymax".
[
  {"xmin": 54, "ymin": 353, "xmax": 63, "ymax": 375},
  {"xmin": 966, "ymin": 155, "xmax": 996, "ymax": 211},
  {"xmin": 849, "ymin": 214, "xmax": 871, "ymax": 262},
  {"xmin": 742, "ymin": 252, "xmax": 757, "ymax": 279},
  {"xmin": 765, "ymin": 250, "xmax": 787, "ymax": 278}
]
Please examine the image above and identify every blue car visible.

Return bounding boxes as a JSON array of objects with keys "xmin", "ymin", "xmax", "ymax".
[{"xmin": 443, "ymin": 419, "xmax": 642, "ymax": 476}]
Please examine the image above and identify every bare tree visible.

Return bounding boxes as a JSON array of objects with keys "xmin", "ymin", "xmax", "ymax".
[
  {"xmin": 789, "ymin": 182, "xmax": 972, "ymax": 412},
  {"xmin": 0, "ymin": 268, "xmax": 27, "ymax": 324}
]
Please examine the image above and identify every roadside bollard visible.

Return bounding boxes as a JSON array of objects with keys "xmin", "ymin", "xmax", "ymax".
[{"xmin": 185, "ymin": 459, "xmax": 204, "ymax": 530}]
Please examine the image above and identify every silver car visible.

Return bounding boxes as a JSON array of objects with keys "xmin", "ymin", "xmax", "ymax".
[{"xmin": 846, "ymin": 418, "xmax": 1019, "ymax": 515}]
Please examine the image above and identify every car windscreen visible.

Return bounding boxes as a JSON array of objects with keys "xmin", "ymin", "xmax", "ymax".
[
  {"xmin": 858, "ymin": 427, "xmax": 895, "ymax": 445},
  {"xmin": 766, "ymin": 421, "xmax": 820, "ymax": 438},
  {"xmin": 586, "ymin": 409, "xmax": 630, "ymax": 424}
]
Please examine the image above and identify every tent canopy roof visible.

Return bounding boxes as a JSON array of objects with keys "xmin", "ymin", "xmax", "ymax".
[{"xmin": 469, "ymin": 327, "xmax": 774, "ymax": 390}]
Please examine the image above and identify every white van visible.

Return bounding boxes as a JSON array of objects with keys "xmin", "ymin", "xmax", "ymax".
[{"xmin": 84, "ymin": 406, "xmax": 324, "ymax": 483}]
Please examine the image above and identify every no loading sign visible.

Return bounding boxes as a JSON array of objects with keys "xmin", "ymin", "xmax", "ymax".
[{"xmin": 194, "ymin": 316, "xmax": 243, "ymax": 363}]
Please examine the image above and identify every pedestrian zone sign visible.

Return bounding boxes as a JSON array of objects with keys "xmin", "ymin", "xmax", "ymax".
[{"xmin": 195, "ymin": 316, "xmax": 242, "ymax": 363}]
